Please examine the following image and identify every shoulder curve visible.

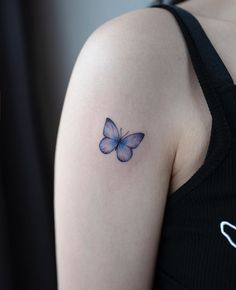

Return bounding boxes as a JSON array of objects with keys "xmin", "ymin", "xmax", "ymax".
[
  {"xmin": 72, "ymin": 5, "xmax": 186, "ymax": 97},
  {"xmin": 61, "ymin": 6, "xmax": 190, "ymax": 162},
  {"xmin": 78, "ymin": 6, "xmax": 184, "ymax": 63}
]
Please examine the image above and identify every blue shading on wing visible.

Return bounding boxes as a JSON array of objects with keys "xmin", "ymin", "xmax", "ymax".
[
  {"xmin": 99, "ymin": 137, "xmax": 118, "ymax": 154},
  {"xmin": 121, "ymin": 133, "xmax": 145, "ymax": 148},
  {"xmin": 103, "ymin": 118, "xmax": 120, "ymax": 140},
  {"xmin": 116, "ymin": 142, "xmax": 133, "ymax": 162}
]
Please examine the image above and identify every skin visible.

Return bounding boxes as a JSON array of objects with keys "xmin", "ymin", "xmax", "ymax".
[{"xmin": 54, "ymin": 1, "xmax": 236, "ymax": 289}]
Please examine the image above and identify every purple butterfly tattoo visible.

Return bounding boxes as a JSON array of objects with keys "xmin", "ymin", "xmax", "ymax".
[{"xmin": 99, "ymin": 117, "xmax": 145, "ymax": 162}]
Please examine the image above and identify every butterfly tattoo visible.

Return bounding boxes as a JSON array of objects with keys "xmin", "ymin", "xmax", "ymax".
[{"xmin": 99, "ymin": 117, "xmax": 145, "ymax": 162}]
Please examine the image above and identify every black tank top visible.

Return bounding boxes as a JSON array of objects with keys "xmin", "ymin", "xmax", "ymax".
[{"xmin": 149, "ymin": 3, "xmax": 236, "ymax": 290}]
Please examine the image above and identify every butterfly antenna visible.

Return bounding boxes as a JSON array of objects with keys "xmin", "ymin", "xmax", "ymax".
[{"xmin": 122, "ymin": 131, "xmax": 130, "ymax": 138}]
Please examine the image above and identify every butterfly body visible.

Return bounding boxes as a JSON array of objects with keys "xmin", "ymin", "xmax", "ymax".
[{"xmin": 99, "ymin": 118, "xmax": 145, "ymax": 162}]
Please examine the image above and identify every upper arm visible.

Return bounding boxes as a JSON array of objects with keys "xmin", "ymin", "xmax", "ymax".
[{"xmin": 54, "ymin": 9, "xmax": 181, "ymax": 290}]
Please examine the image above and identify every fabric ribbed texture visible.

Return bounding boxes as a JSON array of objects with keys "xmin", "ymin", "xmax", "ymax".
[{"xmin": 149, "ymin": 3, "xmax": 236, "ymax": 290}]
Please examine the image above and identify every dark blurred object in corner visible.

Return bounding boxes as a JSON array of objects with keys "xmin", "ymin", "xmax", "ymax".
[
  {"xmin": 0, "ymin": 0, "xmax": 57, "ymax": 289},
  {"xmin": 150, "ymin": 0, "xmax": 188, "ymax": 5}
]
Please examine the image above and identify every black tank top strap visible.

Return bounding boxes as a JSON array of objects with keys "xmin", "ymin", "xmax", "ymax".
[
  {"xmin": 149, "ymin": 3, "xmax": 236, "ymax": 138},
  {"xmin": 151, "ymin": 4, "xmax": 235, "ymax": 88}
]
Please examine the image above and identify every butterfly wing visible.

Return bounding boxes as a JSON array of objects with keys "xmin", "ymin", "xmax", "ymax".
[
  {"xmin": 99, "ymin": 137, "xmax": 118, "ymax": 154},
  {"xmin": 103, "ymin": 118, "xmax": 120, "ymax": 140},
  {"xmin": 99, "ymin": 118, "xmax": 120, "ymax": 154},
  {"xmin": 121, "ymin": 133, "xmax": 145, "ymax": 148},
  {"xmin": 116, "ymin": 142, "xmax": 133, "ymax": 162},
  {"xmin": 100, "ymin": 119, "xmax": 144, "ymax": 160},
  {"xmin": 116, "ymin": 133, "xmax": 144, "ymax": 162}
]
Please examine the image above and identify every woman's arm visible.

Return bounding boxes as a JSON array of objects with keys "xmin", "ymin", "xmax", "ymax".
[{"xmin": 54, "ymin": 9, "xmax": 182, "ymax": 290}]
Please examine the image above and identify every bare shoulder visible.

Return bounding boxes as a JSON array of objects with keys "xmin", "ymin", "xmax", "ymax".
[
  {"xmin": 54, "ymin": 7, "xmax": 211, "ymax": 289},
  {"xmin": 78, "ymin": 7, "xmax": 188, "ymax": 72},
  {"xmin": 61, "ymin": 6, "xmax": 188, "ymax": 147},
  {"xmin": 54, "ymin": 7, "xmax": 184, "ymax": 290},
  {"xmin": 55, "ymin": 6, "xmax": 184, "ymax": 195},
  {"xmin": 55, "ymin": 6, "xmax": 188, "ymax": 187},
  {"xmin": 59, "ymin": 5, "xmax": 206, "ymax": 177}
]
